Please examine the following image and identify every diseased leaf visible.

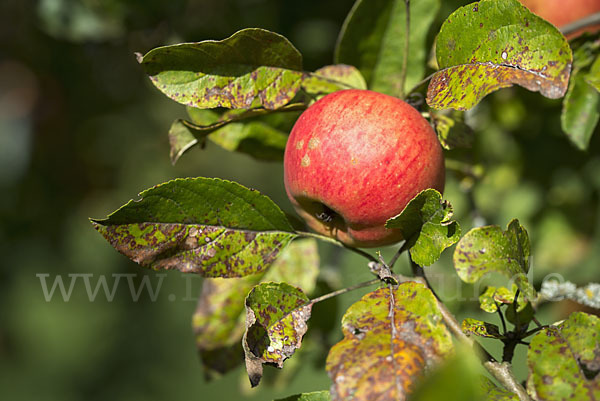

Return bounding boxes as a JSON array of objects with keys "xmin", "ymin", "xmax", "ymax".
[
  {"xmin": 527, "ymin": 312, "xmax": 600, "ymax": 400},
  {"xmin": 193, "ymin": 238, "xmax": 320, "ymax": 377},
  {"xmin": 326, "ymin": 282, "xmax": 453, "ymax": 401},
  {"xmin": 335, "ymin": 0, "xmax": 440, "ymax": 96},
  {"xmin": 453, "ymin": 219, "xmax": 536, "ymax": 300},
  {"xmin": 431, "ymin": 110, "xmax": 474, "ymax": 149},
  {"xmin": 301, "ymin": 64, "xmax": 367, "ymax": 99},
  {"xmin": 91, "ymin": 177, "xmax": 297, "ymax": 278},
  {"xmin": 385, "ymin": 189, "xmax": 461, "ymax": 267},
  {"xmin": 275, "ymin": 391, "xmax": 331, "ymax": 401},
  {"xmin": 243, "ymin": 282, "xmax": 311, "ymax": 387},
  {"xmin": 480, "ymin": 377, "xmax": 519, "ymax": 401},
  {"xmin": 479, "ymin": 284, "xmax": 525, "ymax": 313},
  {"xmin": 427, "ymin": 0, "xmax": 572, "ymax": 110},
  {"xmin": 139, "ymin": 28, "xmax": 304, "ymax": 110},
  {"xmin": 462, "ymin": 318, "xmax": 502, "ymax": 339},
  {"xmin": 561, "ymin": 56, "xmax": 600, "ymax": 150}
]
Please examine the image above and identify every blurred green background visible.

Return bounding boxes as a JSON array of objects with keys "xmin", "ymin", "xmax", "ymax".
[{"xmin": 1, "ymin": 0, "xmax": 599, "ymax": 400}]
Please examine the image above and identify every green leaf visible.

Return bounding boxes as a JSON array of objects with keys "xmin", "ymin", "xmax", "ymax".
[
  {"xmin": 479, "ymin": 284, "xmax": 525, "ymax": 313},
  {"xmin": 431, "ymin": 110, "xmax": 474, "ymax": 150},
  {"xmin": 193, "ymin": 238, "xmax": 319, "ymax": 377},
  {"xmin": 527, "ymin": 312, "xmax": 600, "ymax": 400},
  {"xmin": 275, "ymin": 391, "xmax": 331, "ymax": 401},
  {"xmin": 462, "ymin": 318, "xmax": 502, "ymax": 339},
  {"xmin": 301, "ymin": 64, "xmax": 367, "ymax": 99},
  {"xmin": 335, "ymin": 0, "xmax": 440, "ymax": 97},
  {"xmin": 138, "ymin": 28, "xmax": 305, "ymax": 110},
  {"xmin": 91, "ymin": 177, "xmax": 297, "ymax": 278},
  {"xmin": 243, "ymin": 282, "xmax": 311, "ymax": 387},
  {"xmin": 561, "ymin": 56, "xmax": 600, "ymax": 150},
  {"xmin": 427, "ymin": 0, "xmax": 572, "ymax": 110},
  {"xmin": 586, "ymin": 56, "xmax": 600, "ymax": 91},
  {"xmin": 453, "ymin": 219, "xmax": 536, "ymax": 300},
  {"xmin": 480, "ymin": 377, "xmax": 519, "ymax": 401},
  {"xmin": 385, "ymin": 189, "xmax": 461, "ymax": 267},
  {"xmin": 326, "ymin": 282, "xmax": 453, "ymax": 401}
]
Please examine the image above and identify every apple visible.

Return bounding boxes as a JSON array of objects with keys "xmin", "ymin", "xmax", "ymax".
[
  {"xmin": 519, "ymin": 0, "xmax": 600, "ymax": 38},
  {"xmin": 283, "ymin": 89, "xmax": 445, "ymax": 248}
]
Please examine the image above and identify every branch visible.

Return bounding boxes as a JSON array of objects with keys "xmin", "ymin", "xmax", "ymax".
[{"xmin": 560, "ymin": 12, "xmax": 600, "ymax": 37}]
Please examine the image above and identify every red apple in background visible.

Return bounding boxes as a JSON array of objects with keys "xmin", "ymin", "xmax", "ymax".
[
  {"xmin": 520, "ymin": 0, "xmax": 600, "ymax": 38},
  {"xmin": 283, "ymin": 89, "xmax": 445, "ymax": 248}
]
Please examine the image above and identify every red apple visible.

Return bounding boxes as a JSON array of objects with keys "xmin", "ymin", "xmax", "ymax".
[
  {"xmin": 520, "ymin": 0, "xmax": 600, "ymax": 38},
  {"xmin": 283, "ymin": 89, "xmax": 445, "ymax": 248}
]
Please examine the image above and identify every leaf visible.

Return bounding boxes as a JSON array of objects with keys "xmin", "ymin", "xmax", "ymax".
[
  {"xmin": 561, "ymin": 55, "xmax": 600, "ymax": 150},
  {"xmin": 138, "ymin": 28, "xmax": 305, "ymax": 110},
  {"xmin": 193, "ymin": 238, "xmax": 320, "ymax": 377},
  {"xmin": 480, "ymin": 377, "xmax": 519, "ymax": 401},
  {"xmin": 427, "ymin": 0, "xmax": 572, "ymax": 110},
  {"xmin": 431, "ymin": 110, "xmax": 474, "ymax": 150},
  {"xmin": 462, "ymin": 318, "xmax": 502, "ymax": 339},
  {"xmin": 527, "ymin": 312, "xmax": 600, "ymax": 400},
  {"xmin": 181, "ymin": 107, "xmax": 295, "ymax": 163},
  {"xmin": 586, "ymin": 56, "xmax": 600, "ymax": 91},
  {"xmin": 385, "ymin": 189, "xmax": 461, "ymax": 267},
  {"xmin": 243, "ymin": 282, "xmax": 311, "ymax": 387},
  {"xmin": 275, "ymin": 391, "xmax": 331, "ymax": 401},
  {"xmin": 479, "ymin": 284, "xmax": 525, "ymax": 313},
  {"xmin": 301, "ymin": 64, "xmax": 367, "ymax": 98},
  {"xmin": 453, "ymin": 219, "xmax": 536, "ymax": 300},
  {"xmin": 91, "ymin": 177, "xmax": 297, "ymax": 278},
  {"xmin": 326, "ymin": 282, "xmax": 453, "ymax": 401},
  {"xmin": 335, "ymin": 0, "xmax": 441, "ymax": 96}
]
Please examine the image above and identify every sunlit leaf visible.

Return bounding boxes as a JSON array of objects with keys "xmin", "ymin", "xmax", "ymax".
[
  {"xmin": 243, "ymin": 282, "xmax": 311, "ymax": 387},
  {"xmin": 335, "ymin": 0, "xmax": 440, "ymax": 97},
  {"xmin": 386, "ymin": 189, "xmax": 461, "ymax": 267},
  {"xmin": 453, "ymin": 219, "xmax": 536, "ymax": 300},
  {"xmin": 91, "ymin": 177, "xmax": 297, "ymax": 277},
  {"xmin": 462, "ymin": 318, "xmax": 502, "ymax": 339},
  {"xmin": 326, "ymin": 282, "xmax": 453, "ymax": 401},
  {"xmin": 427, "ymin": 0, "xmax": 572, "ymax": 110},
  {"xmin": 527, "ymin": 312, "xmax": 600, "ymax": 400},
  {"xmin": 193, "ymin": 239, "xmax": 319, "ymax": 377},
  {"xmin": 479, "ymin": 284, "xmax": 525, "ymax": 313},
  {"xmin": 301, "ymin": 64, "xmax": 367, "ymax": 99},
  {"xmin": 275, "ymin": 391, "xmax": 331, "ymax": 401},
  {"xmin": 480, "ymin": 377, "xmax": 519, "ymax": 401},
  {"xmin": 139, "ymin": 28, "xmax": 304, "ymax": 110}
]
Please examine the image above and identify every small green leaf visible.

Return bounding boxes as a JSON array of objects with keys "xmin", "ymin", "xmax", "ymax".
[
  {"xmin": 193, "ymin": 239, "xmax": 320, "ymax": 377},
  {"xmin": 301, "ymin": 64, "xmax": 367, "ymax": 99},
  {"xmin": 91, "ymin": 177, "xmax": 297, "ymax": 277},
  {"xmin": 335, "ymin": 0, "xmax": 440, "ymax": 97},
  {"xmin": 139, "ymin": 28, "xmax": 304, "ymax": 110},
  {"xmin": 427, "ymin": 0, "xmax": 572, "ymax": 110},
  {"xmin": 527, "ymin": 312, "xmax": 600, "ymax": 400},
  {"xmin": 586, "ymin": 56, "xmax": 600, "ymax": 91},
  {"xmin": 274, "ymin": 391, "xmax": 331, "ymax": 401},
  {"xmin": 462, "ymin": 318, "xmax": 502, "ymax": 339},
  {"xmin": 561, "ymin": 55, "xmax": 600, "ymax": 150},
  {"xmin": 480, "ymin": 376, "xmax": 519, "ymax": 401},
  {"xmin": 453, "ymin": 219, "xmax": 536, "ymax": 300},
  {"xmin": 505, "ymin": 301, "xmax": 534, "ymax": 328},
  {"xmin": 479, "ymin": 285, "xmax": 525, "ymax": 313},
  {"xmin": 431, "ymin": 110, "xmax": 474, "ymax": 150},
  {"xmin": 385, "ymin": 189, "xmax": 461, "ymax": 267},
  {"xmin": 326, "ymin": 282, "xmax": 453, "ymax": 401},
  {"xmin": 243, "ymin": 282, "xmax": 311, "ymax": 387}
]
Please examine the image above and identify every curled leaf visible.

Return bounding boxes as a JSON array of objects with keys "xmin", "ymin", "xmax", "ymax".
[{"xmin": 462, "ymin": 318, "xmax": 502, "ymax": 339}]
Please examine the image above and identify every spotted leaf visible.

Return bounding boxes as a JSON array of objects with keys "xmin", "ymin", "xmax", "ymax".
[
  {"xmin": 427, "ymin": 0, "xmax": 572, "ymax": 110},
  {"xmin": 326, "ymin": 282, "xmax": 453, "ymax": 401},
  {"xmin": 193, "ymin": 239, "xmax": 319, "ymax": 377},
  {"xmin": 243, "ymin": 282, "xmax": 311, "ymax": 387},
  {"xmin": 301, "ymin": 64, "xmax": 367, "ymax": 98},
  {"xmin": 453, "ymin": 219, "xmax": 536, "ymax": 300},
  {"xmin": 461, "ymin": 318, "xmax": 502, "ymax": 339},
  {"xmin": 139, "ymin": 28, "xmax": 305, "ymax": 110},
  {"xmin": 91, "ymin": 177, "xmax": 297, "ymax": 278},
  {"xmin": 527, "ymin": 312, "xmax": 600, "ymax": 400},
  {"xmin": 386, "ymin": 189, "xmax": 461, "ymax": 267}
]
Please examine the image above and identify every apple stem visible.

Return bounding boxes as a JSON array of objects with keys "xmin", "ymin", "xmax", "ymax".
[
  {"xmin": 560, "ymin": 11, "xmax": 600, "ymax": 37},
  {"xmin": 399, "ymin": 0, "xmax": 411, "ymax": 99}
]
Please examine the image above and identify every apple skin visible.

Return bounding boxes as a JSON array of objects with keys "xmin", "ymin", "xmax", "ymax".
[
  {"xmin": 520, "ymin": 0, "xmax": 600, "ymax": 38},
  {"xmin": 283, "ymin": 89, "xmax": 445, "ymax": 248}
]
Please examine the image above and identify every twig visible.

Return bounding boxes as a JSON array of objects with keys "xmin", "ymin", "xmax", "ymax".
[
  {"xmin": 388, "ymin": 240, "xmax": 411, "ymax": 269},
  {"xmin": 309, "ymin": 278, "xmax": 381, "ymax": 305},
  {"xmin": 484, "ymin": 361, "xmax": 532, "ymax": 401},
  {"xmin": 560, "ymin": 12, "xmax": 600, "ymax": 37}
]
